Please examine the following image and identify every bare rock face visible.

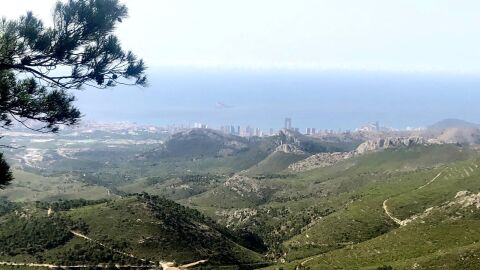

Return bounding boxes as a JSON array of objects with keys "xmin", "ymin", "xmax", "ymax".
[
  {"xmin": 288, "ymin": 152, "xmax": 353, "ymax": 172},
  {"xmin": 215, "ymin": 208, "xmax": 258, "ymax": 228},
  {"xmin": 224, "ymin": 175, "xmax": 261, "ymax": 196},
  {"xmin": 289, "ymin": 136, "xmax": 440, "ymax": 172},
  {"xmin": 451, "ymin": 191, "xmax": 480, "ymax": 209},
  {"xmin": 275, "ymin": 144, "xmax": 306, "ymax": 154},
  {"xmin": 355, "ymin": 137, "xmax": 430, "ymax": 155}
]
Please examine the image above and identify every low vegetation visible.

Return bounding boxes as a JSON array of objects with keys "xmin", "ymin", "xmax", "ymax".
[{"xmin": 1, "ymin": 128, "xmax": 480, "ymax": 269}]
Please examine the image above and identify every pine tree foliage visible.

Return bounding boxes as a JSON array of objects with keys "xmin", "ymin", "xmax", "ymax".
[{"xmin": 0, "ymin": 0, "xmax": 147, "ymax": 186}]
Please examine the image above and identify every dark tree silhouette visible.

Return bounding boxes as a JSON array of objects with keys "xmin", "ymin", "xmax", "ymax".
[
  {"xmin": 0, "ymin": 153, "xmax": 12, "ymax": 187},
  {"xmin": 0, "ymin": 0, "xmax": 147, "ymax": 186}
]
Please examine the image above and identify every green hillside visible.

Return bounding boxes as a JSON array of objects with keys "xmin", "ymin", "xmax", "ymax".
[
  {"xmin": 3, "ymin": 128, "xmax": 480, "ymax": 270},
  {"xmin": 0, "ymin": 195, "xmax": 266, "ymax": 269},
  {"xmin": 245, "ymin": 151, "xmax": 309, "ymax": 175},
  {"xmin": 2, "ymin": 170, "xmax": 115, "ymax": 202},
  {"xmin": 170, "ymin": 143, "xmax": 480, "ymax": 269},
  {"xmin": 255, "ymin": 145, "xmax": 480, "ymax": 269}
]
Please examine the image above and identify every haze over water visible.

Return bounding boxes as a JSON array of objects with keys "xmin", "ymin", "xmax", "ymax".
[
  {"xmin": 75, "ymin": 69, "xmax": 480, "ymax": 130},
  {"xmin": 4, "ymin": 1, "xmax": 480, "ymax": 131}
]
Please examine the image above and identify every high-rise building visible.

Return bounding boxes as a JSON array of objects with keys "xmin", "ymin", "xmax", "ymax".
[
  {"xmin": 194, "ymin": 122, "xmax": 206, "ymax": 129},
  {"xmin": 284, "ymin": 117, "xmax": 292, "ymax": 130}
]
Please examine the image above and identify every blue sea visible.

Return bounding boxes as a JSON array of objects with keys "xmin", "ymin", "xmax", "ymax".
[{"xmin": 74, "ymin": 68, "xmax": 480, "ymax": 130}]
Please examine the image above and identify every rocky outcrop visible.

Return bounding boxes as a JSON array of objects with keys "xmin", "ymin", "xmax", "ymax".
[
  {"xmin": 275, "ymin": 144, "xmax": 307, "ymax": 154},
  {"xmin": 224, "ymin": 175, "xmax": 262, "ymax": 196},
  {"xmin": 277, "ymin": 129, "xmax": 302, "ymax": 145},
  {"xmin": 288, "ymin": 152, "xmax": 353, "ymax": 172},
  {"xmin": 289, "ymin": 136, "xmax": 440, "ymax": 172},
  {"xmin": 450, "ymin": 191, "xmax": 480, "ymax": 209},
  {"xmin": 223, "ymin": 174, "xmax": 275, "ymax": 203},
  {"xmin": 216, "ymin": 208, "xmax": 258, "ymax": 228},
  {"xmin": 355, "ymin": 137, "xmax": 432, "ymax": 155}
]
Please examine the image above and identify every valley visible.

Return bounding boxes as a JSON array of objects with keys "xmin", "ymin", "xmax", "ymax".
[
  {"xmin": 1, "ymin": 120, "xmax": 480, "ymax": 269},
  {"xmin": 2, "ymin": 0, "xmax": 478, "ymax": 269}
]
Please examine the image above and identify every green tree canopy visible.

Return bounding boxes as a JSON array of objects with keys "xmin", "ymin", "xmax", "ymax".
[{"xmin": 0, "ymin": 0, "xmax": 147, "ymax": 186}]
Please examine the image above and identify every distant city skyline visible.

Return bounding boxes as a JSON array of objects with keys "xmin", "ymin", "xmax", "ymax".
[
  {"xmin": 68, "ymin": 115, "xmax": 460, "ymax": 139},
  {"xmin": 52, "ymin": 117, "xmax": 377, "ymax": 138},
  {"xmin": 74, "ymin": 69, "xmax": 480, "ymax": 130},
  {"xmin": 77, "ymin": 116, "xmax": 389, "ymax": 134},
  {"xmin": 2, "ymin": 1, "xmax": 480, "ymax": 132}
]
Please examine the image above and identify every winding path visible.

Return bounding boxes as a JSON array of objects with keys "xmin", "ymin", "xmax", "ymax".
[
  {"xmin": 382, "ymin": 199, "xmax": 404, "ymax": 226},
  {"xmin": 383, "ymin": 170, "xmax": 445, "ymax": 226},
  {"xmin": 300, "ymin": 164, "xmax": 480, "ymax": 267},
  {"xmin": 71, "ymin": 231, "xmax": 208, "ymax": 269},
  {"xmin": 299, "ymin": 171, "xmax": 447, "ymax": 267},
  {"xmin": 417, "ymin": 172, "xmax": 442, "ymax": 190},
  {"xmin": 0, "ymin": 260, "xmax": 209, "ymax": 270},
  {"xmin": 70, "ymin": 231, "xmax": 155, "ymax": 264},
  {"xmin": 0, "ymin": 230, "xmax": 208, "ymax": 269},
  {"xmin": 0, "ymin": 261, "xmax": 152, "ymax": 269}
]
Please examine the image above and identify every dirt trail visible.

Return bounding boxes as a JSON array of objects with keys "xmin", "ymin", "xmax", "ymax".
[
  {"xmin": 71, "ymin": 230, "xmax": 172, "ymax": 268},
  {"xmin": 301, "ymin": 171, "xmax": 445, "ymax": 266},
  {"xmin": 164, "ymin": 260, "xmax": 209, "ymax": 270},
  {"xmin": 71, "ymin": 231, "xmax": 146, "ymax": 261},
  {"xmin": 417, "ymin": 172, "xmax": 442, "ymax": 190},
  {"xmin": 0, "ymin": 231, "xmax": 158, "ymax": 269},
  {"xmin": 384, "ymin": 171, "xmax": 444, "ymax": 226},
  {"xmin": 301, "ymin": 256, "xmax": 317, "ymax": 266},
  {"xmin": 0, "ymin": 261, "xmax": 152, "ymax": 269},
  {"xmin": 302, "ymin": 166, "xmax": 478, "ymax": 267},
  {"xmin": 178, "ymin": 260, "xmax": 208, "ymax": 269},
  {"xmin": 382, "ymin": 199, "xmax": 404, "ymax": 226},
  {"xmin": 71, "ymin": 231, "xmax": 207, "ymax": 269}
]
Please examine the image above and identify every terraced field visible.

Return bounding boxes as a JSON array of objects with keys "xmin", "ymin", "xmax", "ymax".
[
  {"xmin": 2, "ymin": 128, "xmax": 480, "ymax": 269},
  {"xmin": 258, "ymin": 148, "xmax": 480, "ymax": 269}
]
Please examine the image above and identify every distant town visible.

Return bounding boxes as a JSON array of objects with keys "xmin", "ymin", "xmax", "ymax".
[
  {"xmin": 197, "ymin": 118, "xmax": 406, "ymax": 137},
  {"xmin": 3, "ymin": 117, "xmax": 428, "ymax": 139},
  {"xmin": 29, "ymin": 117, "xmax": 424, "ymax": 138}
]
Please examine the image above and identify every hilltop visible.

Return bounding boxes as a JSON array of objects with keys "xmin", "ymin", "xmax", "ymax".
[
  {"xmin": 428, "ymin": 118, "xmax": 480, "ymax": 130},
  {"xmin": 2, "ymin": 125, "xmax": 480, "ymax": 269},
  {"xmin": 143, "ymin": 129, "xmax": 251, "ymax": 159},
  {"xmin": 0, "ymin": 194, "xmax": 266, "ymax": 269}
]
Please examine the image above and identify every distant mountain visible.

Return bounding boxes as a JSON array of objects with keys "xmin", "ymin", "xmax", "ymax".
[
  {"xmin": 135, "ymin": 128, "xmax": 362, "ymax": 176},
  {"xmin": 135, "ymin": 129, "xmax": 278, "ymax": 175},
  {"xmin": 276, "ymin": 129, "xmax": 361, "ymax": 154},
  {"xmin": 4, "ymin": 127, "xmax": 480, "ymax": 269},
  {"xmin": 428, "ymin": 118, "xmax": 480, "ymax": 130},
  {"xmin": 157, "ymin": 128, "xmax": 250, "ymax": 158},
  {"xmin": 436, "ymin": 127, "xmax": 480, "ymax": 145},
  {"xmin": 426, "ymin": 119, "xmax": 480, "ymax": 145}
]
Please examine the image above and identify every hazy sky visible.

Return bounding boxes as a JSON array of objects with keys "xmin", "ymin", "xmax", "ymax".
[
  {"xmin": 3, "ymin": 0, "xmax": 480, "ymax": 73},
  {"xmin": 2, "ymin": 1, "xmax": 480, "ymax": 129}
]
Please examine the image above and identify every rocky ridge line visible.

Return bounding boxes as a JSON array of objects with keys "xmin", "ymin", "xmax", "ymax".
[{"xmin": 289, "ymin": 136, "xmax": 440, "ymax": 172}]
